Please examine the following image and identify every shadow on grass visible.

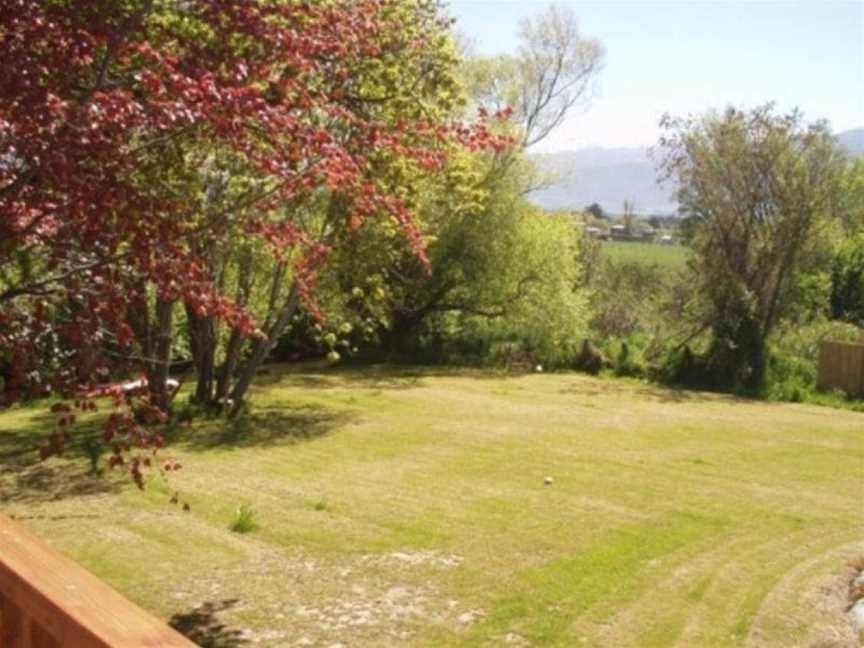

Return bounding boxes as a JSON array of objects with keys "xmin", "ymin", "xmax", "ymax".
[
  {"xmin": 640, "ymin": 385, "xmax": 706, "ymax": 404},
  {"xmin": 249, "ymin": 369, "xmax": 330, "ymax": 388},
  {"xmin": 265, "ymin": 362, "xmax": 528, "ymax": 391},
  {"xmin": 0, "ymin": 402, "xmax": 113, "ymax": 477},
  {"xmin": 174, "ymin": 403, "xmax": 353, "ymax": 452},
  {"xmin": 0, "ymin": 414, "xmax": 122, "ymax": 507},
  {"xmin": 0, "ymin": 460, "xmax": 120, "ymax": 504},
  {"xmin": 557, "ymin": 374, "xmax": 782, "ymax": 407},
  {"xmin": 0, "ymin": 410, "xmax": 63, "ymax": 462},
  {"xmin": 169, "ymin": 599, "xmax": 250, "ymax": 648},
  {"xmin": 558, "ymin": 376, "xmax": 712, "ymax": 404},
  {"xmin": 266, "ymin": 366, "xmax": 428, "ymax": 391}
]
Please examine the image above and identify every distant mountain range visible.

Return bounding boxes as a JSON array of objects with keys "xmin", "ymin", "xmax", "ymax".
[
  {"xmin": 529, "ymin": 127, "xmax": 864, "ymax": 215},
  {"xmin": 838, "ymin": 128, "xmax": 864, "ymax": 156}
]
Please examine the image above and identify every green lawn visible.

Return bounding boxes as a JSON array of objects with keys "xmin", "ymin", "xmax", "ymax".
[
  {"xmin": 1, "ymin": 366, "xmax": 862, "ymax": 647},
  {"xmin": 601, "ymin": 241, "xmax": 689, "ymax": 268}
]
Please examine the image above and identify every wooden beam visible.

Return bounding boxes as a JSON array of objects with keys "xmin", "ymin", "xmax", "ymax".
[{"xmin": 0, "ymin": 514, "xmax": 195, "ymax": 648}]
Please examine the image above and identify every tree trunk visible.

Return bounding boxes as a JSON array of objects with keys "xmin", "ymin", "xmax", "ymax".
[
  {"xmin": 228, "ymin": 197, "xmax": 343, "ymax": 416},
  {"xmin": 216, "ymin": 248, "xmax": 255, "ymax": 402},
  {"xmin": 147, "ymin": 297, "xmax": 174, "ymax": 412},
  {"xmin": 184, "ymin": 166, "xmax": 229, "ymax": 407},
  {"xmin": 126, "ymin": 286, "xmax": 151, "ymax": 367},
  {"xmin": 186, "ymin": 305, "xmax": 216, "ymax": 406},
  {"xmin": 228, "ymin": 282, "xmax": 300, "ymax": 416},
  {"xmin": 382, "ymin": 308, "xmax": 427, "ymax": 357},
  {"xmin": 216, "ymin": 328, "xmax": 242, "ymax": 402}
]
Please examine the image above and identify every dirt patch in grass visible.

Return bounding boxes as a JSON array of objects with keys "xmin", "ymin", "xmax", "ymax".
[
  {"xmin": 359, "ymin": 550, "xmax": 463, "ymax": 569},
  {"xmin": 160, "ymin": 543, "xmax": 479, "ymax": 647}
]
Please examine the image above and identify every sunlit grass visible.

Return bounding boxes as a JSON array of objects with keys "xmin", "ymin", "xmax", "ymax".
[
  {"xmin": 1, "ymin": 365, "xmax": 861, "ymax": 646},
  {"xmin": 601, "ymin": 240, "xmax": 688, "ymax": 268}
]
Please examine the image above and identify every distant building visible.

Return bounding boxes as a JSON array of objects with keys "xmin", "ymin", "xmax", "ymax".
[
  {"xmin": 610, "ymin": 224, "xmax": 628, "ymax": 241},
  {"xmin": 640, "ymin": 228, "xmax": 656, "ymax": 242}
]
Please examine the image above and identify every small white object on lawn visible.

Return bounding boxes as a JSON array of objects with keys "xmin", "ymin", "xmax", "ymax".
[
  {"xmin": 121, "ymin": 378, "xmax": 146, "ymax": 393},
  {"xmin": 544, "ymin": 476, "xmax": 553, "ymax": 485},
  {"xmin": 120, "ymin": 377, "xmax": 179, "ymax": 393},
  {"xmin": 535, "ymin": 364, "xmax": 543, "ymax": 373}
]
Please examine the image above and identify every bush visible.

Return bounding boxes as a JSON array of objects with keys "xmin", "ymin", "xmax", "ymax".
[
  {"xmin": 765, "ymin": 318, "xmax": 863, "ymax": 402},
  {"xmin": 385, "ymin": 206, "xmax": 590, "ymax": 370},
  {"xmin": 830, "ymin": 233, "xmax": 864, "ymax": 327},
  {"xmin": 229, "ymin": 504, "xmax": 258, "ymax": 534},
  {"xmin": 659, "ymin": 345, "xmax": 712, "ymax": 388},
  {"xmin": 589, "ymin": 260, "xmax": 666, "ymax": 338},
  {"xmin": 613, "ymin": 342, "xmax": 641, "ymax": 377},
  {"xmin": 573, "ymin": 339, "xmax": 604, "ymax": 375}
]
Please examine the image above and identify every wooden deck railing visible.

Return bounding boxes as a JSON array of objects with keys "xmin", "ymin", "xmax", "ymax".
[{"xmin": 0, "ymin": 513, "xmax": 195, "ymax": 647}]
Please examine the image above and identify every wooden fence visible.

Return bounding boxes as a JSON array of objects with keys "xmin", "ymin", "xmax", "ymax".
[
  {"xmin": 817, "ymin": 340, "xmax": 864, "ymax": 398},
  {"xmin": 0, "ymin": 513, "xmax": 195, "ymax": 647}
]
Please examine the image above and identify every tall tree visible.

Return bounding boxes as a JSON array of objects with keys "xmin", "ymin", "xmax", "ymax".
[
  {"xmin": 374, "ymin": 3, "xmax": 604, "ymax": 355},
  {"xmin": 0, "ymin": 0, "xmax": 506, "ymax": 475},
  {"xmin": 659, "ymin": 104, "xmax": 849, "ymax": 391},
  {"xmin": 466, "ymin": 3, "xmax": 605, "ymax": 148}
]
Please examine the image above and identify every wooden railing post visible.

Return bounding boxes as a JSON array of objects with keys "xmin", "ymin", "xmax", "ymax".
[{"xmin": 0, "ymin": 514, "xmax": 196, "ymax": 648}]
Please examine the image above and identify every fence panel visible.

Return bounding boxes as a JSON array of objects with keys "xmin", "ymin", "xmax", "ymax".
[{"xmin": 817, "ymin": 340, "xmax": 864, "ymax": 398}]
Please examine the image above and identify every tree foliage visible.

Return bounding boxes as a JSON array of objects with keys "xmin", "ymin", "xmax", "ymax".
[
  {"xmin": 363, "ymin": 3, "xmax": 602, "ymax": 363},
  {"xmin": 659, "ymin": 104, "xmax": 849, "ymax": 391},
  {"xmin": 0, "ymin": 0, "xmax": 509, "ymax": 479},
  {"xmin": 381, "ymin": 153, "xmax": 588, "ymax": 365},
  {"xmin": 585, "ymin": 202, "xmax": 606, "ymax": 221},
  {"xmin": 465, "ymin": 3, "xmax": 604, "ymax": 148},
  {"xmin": 830, "ymin": 233, "xmax": 864, "ymax": 327}
]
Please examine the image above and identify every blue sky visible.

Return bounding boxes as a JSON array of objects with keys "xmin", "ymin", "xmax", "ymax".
[{"xmin": 448, "ymin": 1, "xmax": 864, "ymax": 151}]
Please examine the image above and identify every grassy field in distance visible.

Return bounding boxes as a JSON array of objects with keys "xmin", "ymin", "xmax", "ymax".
[
  {"xmin": 601, "ymin": 240, "xmax": 689, "ymax": 268},
  {"xmin": 1, "ymin": 365, "xmax": 862, "ymax": 647}
]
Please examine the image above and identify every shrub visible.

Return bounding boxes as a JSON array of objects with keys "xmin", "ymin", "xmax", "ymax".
[
  {"xmin": 573, "ymin": 339, "xmax": 604, "ymax": 375},
  {"xmin": 659, "ymin": 345, "xmax": 712, "ymax": 388},
  {"xmin": 613, "ymin": 342, "xmax": 641, "ymax": 377},
  {"xmin": 386, "ymin": 208, "xmax": 590, "ymax": 370},
  {"xmin": 229, "ymin": 504, "xmax": 258, "ymax": 534},
  {"xmin": 589, "ymin": 260, "xmax": 666, "ymax": 338},
  {"xmin": 830, "ymin": 233, "xmax": 864, "ymax": 327},
  {"xmin": 765, "ymin": 318, "xmax": 863, "ymax": 402}
]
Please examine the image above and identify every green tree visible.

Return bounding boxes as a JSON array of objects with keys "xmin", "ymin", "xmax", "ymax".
[
  {"xmin": 368, "ymin": 3, "xmax": 603, "ymax": 360},
  {"xmin": 837, "ymin": 158, "xmax": 864, "ymax": 234},
  {"xmin": 830, "ymin": 233, "xmax": 864, "ymax": 327},
  {"xmin": 828, "ymin": 160, "xmax": 864, "ymax": 327},
  {"xmin": 466, "ymin": 3, "xmax": 604, "ymax": 149},
  {"xmin": 659, "ymin": 104, "xmax": 849, "ymax": 392},
  {"xmin": 382, "ymin": 153, "xmax": 588, "ymax": 364},
  {"xmin": 585, "ymin": 202, "xmax": 606, "ymax": 220}
]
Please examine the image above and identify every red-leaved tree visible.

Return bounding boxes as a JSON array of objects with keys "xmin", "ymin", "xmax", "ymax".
[{"xmin": 0, "ymin": 0, "xmax": 511, "ymax": 485}]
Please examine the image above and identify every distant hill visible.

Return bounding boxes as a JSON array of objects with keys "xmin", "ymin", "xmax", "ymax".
[
  {"xmin": 529, "ymin": 127, "xmax": 864, "ymax": 215},
  {"xmin": 529, "ymin": 147, "xmax": 674, "ymax": 215},
  {"xmin": 838, "ymin": 128, "xmax": 864, "ymax": 156}
]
